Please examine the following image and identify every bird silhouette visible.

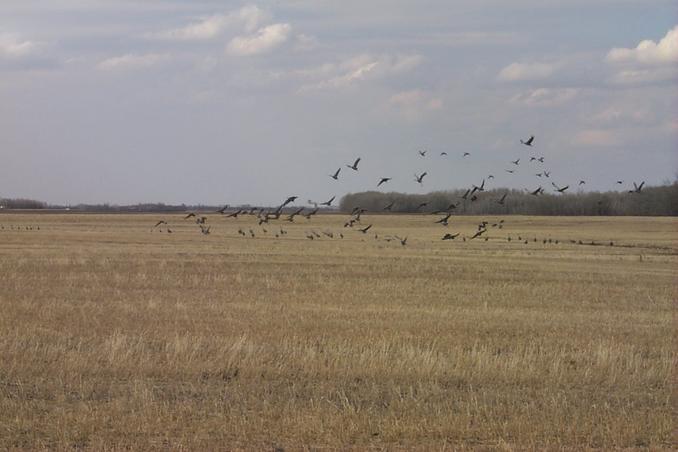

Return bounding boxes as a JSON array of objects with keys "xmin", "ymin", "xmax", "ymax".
[
  {"xmin": 529, "ymin": 186, "xmax": 544, "ymax": 196},
  {"xmin": 629, "ymin": 181, "xmax": 645, "ymax": 193},
  {"xmin": 383, "ymin": 201, "xmax": 395, "ymax": 211},
  {"xmin": 442, "ymin": 232, "xmax": 460, "ymax": 240},
  {"xmin": 418, "ymin": 150, "xmax": 427, "ymax": 157},
  {"xmin": 347, "ymin": 157, "xmax": 361, "ymax": 171},
  {"xmin": 511, "ymin": 158, "xmax": 520, "ymax": 165},
  {"xmin": 551, "ymin": 182, "xmax": 569, "ymax": 193},
  {"xmin": 330, "ymin": 168, "xmax": 341, "ymax": 180},
  {"xmin": 320, "ymin": 196, "xmax": 335, "ymax": 206},
  {"xmin": 520, "ymin": 135, "xmax": 534, "ymax": 146},
  {"xmin": 184, "ymin": 212, "xmax": 196, "ymax": 220},
  {"xmin": 440, "ymin": 152, "xmax": 448, "ymax": 156},
  {"xmin": 415, "ymin": 172, "xmax": 427, "ymax": 185},
  {"xmin": 505, "ymin": 169, "xmax": 515, "ymax": 174},
  {"xmin": 497, "ymin": 192, "xmax": 508, "ymax": 205},
  {"xmin": 216, "ymin": 205, "xmax": 229, "ymax": 214},
  {"xmin": 377, "ymin": 177, "xmax": 392, "ymax": 187},
  {"xmin": 463, "ymin": 152, "xmax": 470, "ymax": 157},
  {"xmin": 358, "ymin": 224, "xmax": 373, "ymax": 234},
  {"xmin": 281, "ymin": 196, "xmax": 298, "ymax": 207}
]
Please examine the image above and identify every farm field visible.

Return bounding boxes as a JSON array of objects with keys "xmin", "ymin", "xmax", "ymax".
[{"xmin": 0, "ymin": 213, "xmax": 675, "ymax": 450}]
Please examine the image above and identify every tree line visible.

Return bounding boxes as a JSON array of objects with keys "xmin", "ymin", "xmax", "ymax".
[{"xmin": 339, "ymin": 182, "xmax": 678, "ymax": 216}]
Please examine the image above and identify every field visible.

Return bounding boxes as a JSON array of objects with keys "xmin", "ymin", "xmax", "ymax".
[{"xmin": 0, "ymin": 212, "xmax": 675, "ymax": 450}]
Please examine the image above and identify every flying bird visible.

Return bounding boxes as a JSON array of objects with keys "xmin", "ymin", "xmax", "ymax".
[
  {"xmin": 520, "ymin": 135, "xmax": 534, "ymax": 146},
  {"xmin": 463, "ymin": 152, "xmax": 470, "ymax": 157},
  {"xmin": 395, "ymin": 235, "xmax": 408, "ymax": 246},
  {"xmin": 579, "ymin": 180, "xmax": 586, "ymax": 185},
  {"xmin": 152, "ymin": 220, "xmax": 167, "ymax": 229},
  {"xmin": 440, "ymin": 152, "xmax": 448, "ymax": 156},
  {"xmin": 330, "ymin": 168, "xmax": 341, "ymax": 180},
  {"xmin": 497, "ymin": 192, "xmax": 508, "ymax": 205},
  {"xmin": 505, "ymin": 169, "xmax": 515, "ymax": 174},
  {"xmin": 347, "ymin": 157, "xmax": 361, "ymax": 171},
  {"xmin": 629, "ymin": 181, "xmax": 645, "ymax": 193},
  {"xmin": 377, "ymin": 177, "xmax": 392, "ymax": 187},
  {"xmin": 216, "ymin": 205, "xmax": 229, "ymax": 214},
  {"xmin": 320, "ymin": 196, "xmax": 335, "ymax": 207},
  {"xmin": 358, "ymin": 224, "xmax": 373, "ymax": 234},
  {"xmin": 184, "ymin": 212, "xmax": 196, "ymax": 220},
  {"xmin": 442, "ymin": 233, "xmax": 460, "ymax": 240},
  {"xmin": 418, "ymin": 150, "xmax": 427, "ymax": 157},
  {"xmin": 529, "ymin": 186, "xmax": 544, "ymax": 196},
  {"xmin": 551, "ymin": 182, "xmax": 569, "ymax": 193},
  {"xmin": 616, "ymin": 180, "xmax": 623, "ymax": 184},
  {"xmin": 511, "ymin": 158, "xmax": 520, "ymax": 165},
  {"xmin": 281, "ymin": 196, "xmax": 298, "ymax": 207},
  {"xmin": 383, "ymin": 201, "xmax": 395, "ymax": 211},
  {"xmin": 415, "ymin": 172, "xmax": 427, "ymax": 185}
]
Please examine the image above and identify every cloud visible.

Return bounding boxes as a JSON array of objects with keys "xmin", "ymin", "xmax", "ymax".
[
  {"xmin": 97, "ymin": 53, "xmax": 169, "ymax": 71},
  {"xmin": 573, "ymin": 129, "xmax": 620, "ymax": 147},
  {"xmin": 606, "ymin": 25, "xmax": 678, "ymax": 65},
  {"xmin": 0, "ymin": 33, "xmax": 38, "ymax": 57},
  {"xmin": 608, "ymin": 66, "xmax": 677, "ymax": 85},
  {"xmin": 298, "ymin": 54, "xmax": 423, "ymax": 91},
  {"xmin": 590, "ymin": 106, "xmax": 654, "ymax": 126},
  {"xmin": 497, "ymin": 61, "xmax": 558, "ymax": 81},
  {"xmin": 227, "ymin": 23, "xmax": 291, "ymax": 56},
  {"xmin": 150, "ymin": 5, "xmax": 268, "ymax": 41},
  {"xmin": 510, "ymin": 88, "xmax": 578, "ymax": 107},
  {"xmin": 389, "ymin": 89, "xmax": 442, "ymax": 110}
]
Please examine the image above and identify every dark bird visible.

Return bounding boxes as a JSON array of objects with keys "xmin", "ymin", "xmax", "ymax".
[
  {"xmin": 417, "ymin": 202, "xmax": 428, "ymax": 210},
  {"xmin": 303, "ymin": 208, "xmax": 319, "ymax": 219},
  {"xmin": 442, "ymin": 233, "xmax": 460, "ymax": 240},
  {"xmin": 383, "ymin": 201, "xmax": 395, "ymax": 211},
  {"xmin": 520, "ymin": 135, "xmax": 534, "ymax": 146},
  {"xmin": 320, "ymin": 196, "xmax": 335, "ymax": 207},
  {"xmin": 505, "ymin": 169, "xmax": 515, "ymax": 174},
  {"xmin": 463, "ymin": 152, "xmax": 470, "ymax": 157},
  {"xmin": 629, "ymin": 181, "xmax": 645, "ymax": 193},
  {"xmin": 216, "ymin": 205, "xmax": 229, "ymax": 214},
  {"xmin": 435, "ymin": 213, "xmax": 452, "ymax": 226},
  {"xmin": 358, "ymin": 224, "xmax": 373, "ymax": 234},
  {"xmin": 152, "ymin": 220, "xmax": 167, "ymax": 229},
  {"xmin": 440, "ymin": 152, "xmax": 448, "ymax": 156},
  {"xmin": 511, "ymin": 158, "xmax": 520, "ymax": 165},
  {"xmin": 418, "ymin": 150, "xmax": 427, "ymax": 157},
  {"xmin": 395, "ymin": 235, "xmax": 408, "ymax": 246},
  {"xmin": 497, "ymin": 192, "xmax": 508, "ymax": 205},
  {"xmin": 281, "ymin": 196, "xmax": 298, "ymax": 207},
  {"xmin": 470, "ymin": 229, "xmax": 486, "ymax": 240},
  {"xmin": 529, "ymin": 186, "xmax": 544, "ymax": 196},
  {"xmin": 347, "ymin": 157, "xmax": 361, "ymax": 171},
  {"xmin": 616, "ymin": 180, "xmax": 623, "ymax": 184},
  {"xmin": 579, "ymin": 180, "xmax": 586, "ymax": 185},
  {"xmin": 377, "ymin": 177, "xmax": 392, "ymax": 187},
  {"xmin": 472, "ymin": 179, "xmax": 486, "ymax": 192},
  {"xmin": 551, "ymin": 182, "xmax": 569, "ymax": 193},
  {"xmin": 535, "ymin": 173, "xmax": 543, "ymax": 177},
  {"xmin": 225, "ymin": 209, "xmax": 243, "ymax": 218},
  {"xmin": 460, "ymin": 188, "xmax": 471, "ymax": 200},
  {"xmin": 543, "ymin": 171, "xmax": 551, "ymax": 178},
  {"xmin": 488, "ymin": 174, "xmax": 495, "ymax": 179},
  {"xmin": 330, "ymin": 168, "xmax": 341, "ymax": 180},
  {"xmin": 415, "ymin": 172, "xmax": 427, "ymax": 185},
  {"xmin": 538, "ymin": 157, "xmax": 545, "ymax": 163},
  {"xmin": 184, "ymin": 212, "xmax": 196, "ymax": 220}
]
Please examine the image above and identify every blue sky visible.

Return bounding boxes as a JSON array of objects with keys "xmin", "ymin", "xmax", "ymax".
[{"xmin": 1, "ymin": 1, "xmax": 676, "ymax": 205}]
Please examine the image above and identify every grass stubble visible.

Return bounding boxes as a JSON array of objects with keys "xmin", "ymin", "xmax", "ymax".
[{"xmin": 0, "ymin": 213, "xmax": 675, "ymax": 450}]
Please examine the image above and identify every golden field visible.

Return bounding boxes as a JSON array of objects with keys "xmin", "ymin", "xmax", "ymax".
[{"xmin": 0, "ymin": 212, "xmax": 675, "ymax": 450}]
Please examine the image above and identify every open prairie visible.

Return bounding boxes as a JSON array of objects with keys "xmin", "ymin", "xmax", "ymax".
[{"xmin": 0, "ymin": 213, "xmax": 675, "ymax": 450}]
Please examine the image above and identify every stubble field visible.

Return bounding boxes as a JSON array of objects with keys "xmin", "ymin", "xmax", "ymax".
[{"xmin": 0, "ymin": 212, "xmax": 675, "ymax": 450}]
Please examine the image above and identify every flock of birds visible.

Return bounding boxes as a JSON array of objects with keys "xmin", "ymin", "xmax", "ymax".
[{"xmin": 147, "ymin": 135, "xmax": 646, "ymax": 247}]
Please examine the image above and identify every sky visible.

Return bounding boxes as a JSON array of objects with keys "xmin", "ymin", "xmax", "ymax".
[{"xmin": 1, "ymin": 0, "xmax": 676, "ymax": 206}]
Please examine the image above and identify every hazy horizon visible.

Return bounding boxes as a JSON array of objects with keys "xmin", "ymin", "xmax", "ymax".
[{"xmin": 1, "ymin": 1, "xmax": 676, "ymax": 206}]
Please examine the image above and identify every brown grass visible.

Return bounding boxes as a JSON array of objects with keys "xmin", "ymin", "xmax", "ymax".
[{"xmin": 0, "ymin": 213, "xmax": 675, "ymax": 450}]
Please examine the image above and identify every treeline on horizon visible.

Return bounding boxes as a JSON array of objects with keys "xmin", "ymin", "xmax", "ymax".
[
  {"xmin": 2, "ymin": 181, "xmax": 677, "ymax": 215},
  {"xmin": 339, "ymin": 182, "xmax": 678, "ymax": 216}
]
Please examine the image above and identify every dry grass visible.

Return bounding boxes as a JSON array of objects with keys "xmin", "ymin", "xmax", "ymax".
[{"xmin": 0, "ymin": 213, "xmax": 675, "ymax": 450}]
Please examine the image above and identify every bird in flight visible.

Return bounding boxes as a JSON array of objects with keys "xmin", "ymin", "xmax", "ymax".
[
  {"xmin": 529, "ymin": 186, "xmax": 544, "ymax": 196},
  {"xmin": 418, "ymin": 150, "xmax": 427, "ymax": 157},
  {"xmin": 152, "ymin": 220, "xmax": 167, "ymax": 230},
  {"xmin": 184, "ymin": 212, "xmax": 196, "ymax": 220},
  {"xmin": 463, "ymin": 152, "xmax": 470, "ymax": 157},
  {"xmin": 460, "ymin": 188, "xmax": 471, "ymax": 200},
  {"xmin": 470, "ymin": 229, "xmax": 486, "ymax": 240},
  {"xmin": 616, "ymin": 180, "xmax": 623, "ymax": 184},
  {"xmin": 225, "ymin": 209, "xmax": 242, "ymax": 218},
  {"xmin": 551, "ymin": 182, "xmax": 569, "ymax": 193},
  {"xmin": 383, "ymin": 201, "xmax": 395, "ymax": 211},
  {"xmin": 435, "ymin": 213, "xmax": 452, "ymax": 226},
  {"xmin": 415, "ymin": 172, "xmax": 427, "ymax": 185},
  {"xmin": 543, "ymin": 171, "xmax": 551, "ymax": 178},
  {"xmin": 505, "ymin": 169, "xmax": 515, "ymax": 174},
  {"xmin": 395, "ymin": 235, "xmax": 407, "ymax": 246},
  {"xmin": 440, "ymin": 152, "xmax": 448, "ymax": 156},
  {"xmin": 320, "ymin": 196, "xmax": 335, "ymax": 207},
  {"xmin": 347, "ymin": 157, "xmax": 361, "ymax": 171},
  {"xmin": 417, "ymin": 202, "xmax": 428, "ymax": 210},
  {"xmin": 330, "ymin": 168, "xmax": 341, "ymax": 180},
  {"xmin": 377, "ymin": 177, "xmax": 392, "ymax": 187},
  {"xmin": 497, "ymin": 192, "xmax": 508, "ymax": 205},
  {"xmin": 511, "ymin": 158, "xmax": 520, "ymax": 165},
  {"xmin": 472, "ymin": 179, "xmax": 486, "ymax": 192},
  {"xmin": 629, "ymin": 181, "xmax": 645, "ymax": 193},
  {"xmin": 281, "ymin": 196, "xmax": 298, "ymax": 208},
  {"xmin": 487, "ymin": 174, "xmax": 495, "ymax": 179},
  {"xmin": 358, "ymin": 224, "xmax": 373, "ymax": 234},
  {"xmin": 442, "ymin": 233, "xmax": 460, "ymax": 240},
  {"xmin": 216, "ymin": 205, "xmax": 229, "ymax": 214},
  {"xmin": 579, "ymin": 180, "xmax": 586, "ymax": 185},
  {"xmin": 521, "ymin": 135, "xmax": 535, "ymax": 146}
]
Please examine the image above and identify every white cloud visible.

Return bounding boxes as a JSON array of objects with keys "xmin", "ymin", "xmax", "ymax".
[
  {"xmin": 609, "ymin": 66, "xmax": 677, "ymax": 85},
  {"xmin": 510, "ymin": 88, "xmax": 578, "ymax": 107},
  {"xmin": 227, "ymin": 23, "xmax": 291, "ymax": 56},
  {"xmin": 497, "ymin": 61, "xmax": 557, "ymax": 81},
  {"xmin": 150, "ymin": 5, "xmax": 269, "ymax": 41},
  {"xmin": 97, "ymin": 53, "xmax": 169, "ymax": 71},
  {"xmin": 298, "ymin": 54, "xmax": 423, "ymax": 91},
  {"xmin": 590, "ymin": 106, "xmax": 654, "ymax": 126},
  {"xmin": 606, "ymin": 25, "xmax": 678, "ymax": 65},
  {"xmin": 390, "ymin": 89, "xmax": 442, "ymax": 110},
  {"xmin": 0, "ymin": 33, "xmax": 38, "ymax": 57}
]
